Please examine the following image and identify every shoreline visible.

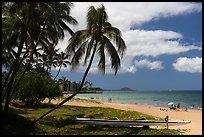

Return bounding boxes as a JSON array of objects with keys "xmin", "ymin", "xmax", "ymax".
[
  {"xmin": 72, "ymin": 94, "xmax": 202, "ymax": 111},
  {"xmin": 93, "ymin": 98, "xmax": 202, "ymax": 111},
  {"xmin": 44, "ymin": 97, "xmax": 202, "ymax": 135},
  {"xmin": 66, "ymin": 94, "xmax": 202, "ymax": 110}
]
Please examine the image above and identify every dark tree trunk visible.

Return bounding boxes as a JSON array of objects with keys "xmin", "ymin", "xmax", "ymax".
[
  {"xmin": 3, "ymin": 22, "xmax": 46, "ymax": 113},
  {"xmin": 2, "ymin": 45, "xmax": 29, "ymax": 103},
  {"xmin": 3, "ymin": 41, "xmax": 24, "ymax": 113},
  {"xmin": 8, "ymin": 52, "xmax": 34, "ymax": 104},
  {"xmin": 68, "ymin": 81, "xmax": 70, "ymax": 91},
  {"xmin": 32, "ymin": 43, "xmax": 97, "ymax": 124},
  {"xmin": 54, "ymin": 64, "xmax": 62, "ymax": 80}
]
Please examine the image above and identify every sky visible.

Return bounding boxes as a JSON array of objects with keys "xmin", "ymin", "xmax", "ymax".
[{"xmin": 50, "ymin": 2, "xmax": 202, "ymax": 91}]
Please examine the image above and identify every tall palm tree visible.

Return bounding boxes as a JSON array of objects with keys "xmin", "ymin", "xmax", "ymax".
[
  {"xmin": 58, "ymin": 76, "xmax": 69, "ymax": 92},
  {"xmin": 84, "ymin": 81, "xmax": 89, "ymax": 89},
  {"xmin": 33, "ymin": 5, "xmax": 126, "ymax": 123},
  {"xmin": 2, "ymin": 3, "xmax": 34, "ymax": 112},
  {"xmin": 88, "ymin": 81, "xmax": 93, "ymax": 89},
  {"xmin": 53, "ymin": 52, "xmax": 71, "ymax": 80},
  {"xmin": 2, "ymin": 2, "xmax": 77, "ymax": 113},
  {"xmin": 41, "ymin": 44, "xmax": 60, "ymax": 73}
]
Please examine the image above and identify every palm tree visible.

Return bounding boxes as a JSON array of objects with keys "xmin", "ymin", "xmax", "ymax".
[
  {"xmin": 83, "ymin": 81, "xmax": 93, "ymax": 90},
  {"xmin": 2, "ymin": 2, "xmax": 77, "ymax": 113},
  {"xmin": 84, "ymin": 81, "xmax": 89, "ymax": 90},
  {"xmin": 53, "ymin": 52, "xmax": 71, "ymax": 80},
  {"xmin": 40, "ymin": 44, "xmax": 60, "ymax": 73},
  {"xmin": 58, "ymin": 76, "xmax": 69, "ymax": 92},
  {"xmin": 33, "ymin": 5, "xmax": 126, "ymax": 123},
  {"xmin": 88, "ymin": 81, "xmax": 93, "ymax": 89},
  {"xmin": 67, "ymin": 80, "xmax": 71, "ymax": 91},
  {"xmin": 2, "ymin": 3, "xmax": 34, "ymax": 112}
]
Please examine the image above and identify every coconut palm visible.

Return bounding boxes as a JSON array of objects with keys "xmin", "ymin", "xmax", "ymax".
[
  {"xmin": 84, "ymin": 81, "xmax": 89, "ymax": 89},
  {"xmin": 33, "ymin": 4, "xmax": 126, "ymax": 123},
  {"xmin": 40, "ymin": 45, "xmax": 60, "ymax": 73},
  {"xmin": 53, "ymin": 52, "xmax": 71, "ymax": 80},
  {"xmin": 2, "ymin": 2, "xmax": 77, "ymax": 113},
  {"xmin": 2, "ymin": 3, "xmax": 35, "ymax": 111},
  {"xmin": 58, "ymin": 76, "xmax": 69, "ymax": 91},
  {"xmin": 88, "ymin": 81, "xmax": 93, "ymax": 89}
]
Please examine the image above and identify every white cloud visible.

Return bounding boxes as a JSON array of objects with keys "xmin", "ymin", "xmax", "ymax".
[
  {"xmin": 115, "ymin": 29, "xmax": 201, "ymax": 74},
  {"xmin": 54, "ymin": 2, "xmax": 202, "ymax": 74},
  {"xmin": 123, "ymin": 29, "xmax": 201, "ymax": 57},
  {"xmin": 69, "ymin": 2, "xmax": 202, "ymax": 32},
  {"xmin": 134, "ymin": 59, "xmax": 164, "ymax": 70},
  {"xmin": 172, "ymin": 57, "xmax": 202, "ymax": 73}
]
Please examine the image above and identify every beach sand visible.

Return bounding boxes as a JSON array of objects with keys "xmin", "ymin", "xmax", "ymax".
[{"xmin": 44, "ymin": 97, "xmax": 202, "ymax": 135}]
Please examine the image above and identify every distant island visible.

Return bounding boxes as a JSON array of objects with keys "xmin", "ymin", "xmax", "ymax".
[
  {"xmin": 119, "ymin": 87, "xmax": 135, "ymax": 91},
  {"xmin": 103, "ymin": 87, "xmax": 136, "ymax": 91}
]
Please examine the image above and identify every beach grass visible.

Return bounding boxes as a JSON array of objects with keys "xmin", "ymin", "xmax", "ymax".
[{"xmin": 2, "ymin": 102, "xmax": 180, "ymax": 135}]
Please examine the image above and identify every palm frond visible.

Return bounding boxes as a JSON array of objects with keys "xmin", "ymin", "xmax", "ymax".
[
  {"xmin": 103, "ymin": 36, "xmax": 121, "ymax": 75},
  {"xmin": 83, "ymin": 39, "xmax": 94, "ymax": 66},
  {"xmin": 115, "ymin": 35, "xmax": 126, "ymax": 57},
  {"xmin": 104, "ymin": 26, "xmax": 126, "ymax": 57},
  {"xmin": 97, "ymin": 44, "xmax": 105, "ymax": 74},
  {"xmin": 66, "ymin": 30, "xmax": 89, "ymax": 55},
  {"xmin": 96, "ymin": 4, "xmax": 108, "ymax": 27},
  {"xmin": 87, "ymin": 6, "xmax": 97, "ymax": 33},
  {"xmin": 66, "ymin": 4, "xmax": 126, "ymax": 75},
  {"xmin": 70, "ymin": 40, "xmax": 88, "ymax": 70}
]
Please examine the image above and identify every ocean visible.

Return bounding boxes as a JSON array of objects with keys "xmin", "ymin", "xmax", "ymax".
[{"xmin": 76, "ymin": 90, "xmax": 202, "ymax": 110}]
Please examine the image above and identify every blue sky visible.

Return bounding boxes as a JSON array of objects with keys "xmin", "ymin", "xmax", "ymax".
[
  {"xmin": 49, "ymin": 2, "xmax": 202, "ymax": 91},
  {"xmin": 3, "ymin": 2, "xmax": 201, "ymax": 91}
]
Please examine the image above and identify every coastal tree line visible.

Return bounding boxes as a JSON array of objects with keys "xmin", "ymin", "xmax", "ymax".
[
  {"xmin": 58, "ymin": 76, "xmax": 95, "ymax": 92},
  {"xmin": 2, "ymin": 2, "xmax": 126, "ymax": 124}
]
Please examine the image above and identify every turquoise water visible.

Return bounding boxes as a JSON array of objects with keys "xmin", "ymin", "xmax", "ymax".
[{"xmin": 76, "ymin": 90, "xmax": 202, "ymax": 110}]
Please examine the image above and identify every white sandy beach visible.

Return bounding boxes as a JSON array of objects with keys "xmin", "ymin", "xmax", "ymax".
[{"xmin": 44, "ymin": 97, "xmax": 202, "ymax": 135}]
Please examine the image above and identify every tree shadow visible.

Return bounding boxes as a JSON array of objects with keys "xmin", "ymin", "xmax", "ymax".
[
  {"xmin": 10, "ymin": 102, "xmax": 56, "ymax": 109},
  {"xmin": 75, "ymin": 124, "xmax": 150, "ymax": 135},
  {"xmin": 39, "ymin": 113, "xmax": 86, "ymax": 128},
  {"xmin": 2, "ymin": 109, "xmax": 40, "ymax": 135}
]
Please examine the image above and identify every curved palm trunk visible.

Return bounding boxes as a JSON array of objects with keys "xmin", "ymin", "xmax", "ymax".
[
  {"xmin": 8, "ymin": 52, "xmax": 34, "ymax": 103},
  {"xmin": 2, "ymin": 63, "xmax": 13, "ymax": 92},
  {"xmin": 53, "ymin": 64, "xmax": 62, "ymax": 80},
  {"xmin": 2, "ymin": 20, "xmax": 30, "ymax": 112},
  {"xmin": 2, "ymin": 69, "xmax": 13, "ymax": 102},
  {"xmin": 3, "ymin": 41, "xmax": 25, "ymax": 113},
  {"xmin": 2, "ymin": 45, "xmax": 30, "ymax": 103},
  {"xmin": 3, "ymin": 22, "xmax": 46, "ymax": 113},
  {"xmin": 1, "ymin": 44, "xmax": 29, "ymax": 95},
  {"xmin": 32, "ymin": 43, "xmax": 97, "ymax": 124},
  {"xmin": 4, "ymin": 43, "xmax": 33, "ymax": 103}
]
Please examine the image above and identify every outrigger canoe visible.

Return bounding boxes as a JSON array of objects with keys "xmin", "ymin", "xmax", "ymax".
[{"xmin": 76, "ymin": 117, "xmax": 191, "ymax": 126}]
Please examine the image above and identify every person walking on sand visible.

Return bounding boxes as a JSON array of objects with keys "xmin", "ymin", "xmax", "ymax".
[{"xmin": 177, "ymin": 103, "xmax": 180, "ymax": 109}]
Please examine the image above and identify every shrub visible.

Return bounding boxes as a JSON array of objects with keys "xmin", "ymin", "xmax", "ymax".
[{"xmin": 13, "ymin": 71, "xmax": 61, "ymax": 107}]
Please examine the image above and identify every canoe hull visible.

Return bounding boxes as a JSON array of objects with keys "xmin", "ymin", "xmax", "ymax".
[{"xmin": 76, "ymin": 118, "xmax": 191, "ymax": 126}]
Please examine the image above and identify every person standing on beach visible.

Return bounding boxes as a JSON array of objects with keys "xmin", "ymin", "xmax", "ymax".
[
  {"xmin": 177, "ymin": 104, "xmax": 180, "ymax": 109},
  {"xmin": 164, "ymin": 115, "xmax": 169, "ymax": 129}
]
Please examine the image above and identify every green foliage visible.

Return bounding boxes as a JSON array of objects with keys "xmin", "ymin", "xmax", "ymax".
[
  {"xmin": 13, "ymin": 71, "xmax": 61, "ymax": 107},
  {"xmin": 66, "ymin": 5, "xmax": 126, "ymax": 75}
]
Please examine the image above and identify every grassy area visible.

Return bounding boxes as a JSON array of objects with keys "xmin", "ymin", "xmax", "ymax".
[{"xmin": 2, "ymin": 102, "xmax": 180, "ymax": 135}]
